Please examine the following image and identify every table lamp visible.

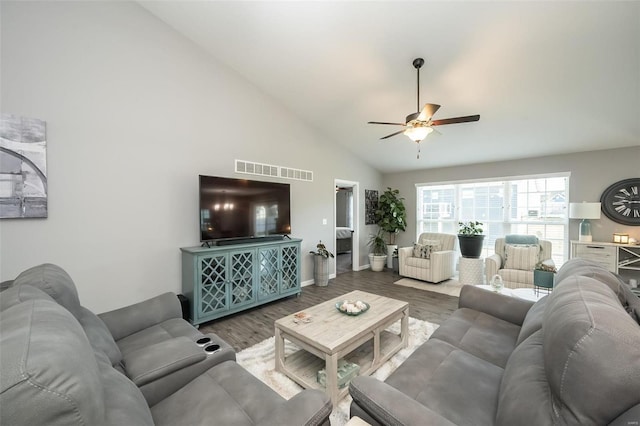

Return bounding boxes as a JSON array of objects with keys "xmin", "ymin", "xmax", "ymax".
[{"xmin": 569, "ymin": 202, "xmax": 601, "ymax": 242}]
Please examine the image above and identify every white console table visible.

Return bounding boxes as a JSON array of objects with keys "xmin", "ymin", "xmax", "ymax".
[{"xmin": 570, "ymin": 240, "xmax": 640, "ymax": 283}]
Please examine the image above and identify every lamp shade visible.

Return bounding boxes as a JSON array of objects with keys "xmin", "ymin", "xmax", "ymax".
[
  {"xmin": 569, "ymin": 202, "xmax": 601, "ymax": 219},
  {"xmin": 404, "ymin": 126, "xmax": 433, "ymax": 142}
]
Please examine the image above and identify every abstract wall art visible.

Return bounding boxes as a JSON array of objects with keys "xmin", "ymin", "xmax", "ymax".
[
  {"xmin": 365, "ymin": 189, "xmax": 378, "ymax": 225},
  {"xmin": 0, "ymin": 113, "xmax": 48, "ymax": 219}
]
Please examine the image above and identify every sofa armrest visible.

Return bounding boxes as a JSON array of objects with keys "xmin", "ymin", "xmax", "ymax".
[
  {"xmin": 459, "ymin": 285, "xmax": 534, "ymax": 326},
  {"xmin": 124, "ymin": 337, "xmax": 206, "ymax": 387},
  {"xmin": 257, "ymin": 389, "xmax": 332, "ymax": 426},
  {"xmin": 98, "ymin": 292, "xmax": 183, "ymax": 341},
  {"xmin": 349, "ymin": 376, "xmax": 455, "ymax": 426},
  {"xmin": 485, "ymin": 253, "xmax": 502, "ymax": 283}
]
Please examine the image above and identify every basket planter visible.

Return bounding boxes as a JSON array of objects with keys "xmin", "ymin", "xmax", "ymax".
[
  {"xmin": 313, "ymin": 255, "xmax": 330, "ymax": 286},
  {"xmin": 368, "ymin": 254, "xmax": 387, "ymax": 272},
  {"xmin": 458, "ymin": 235, "xmax": 485, "ymax": 259},
  {"xmin": 533, "ymin": 269, "xmax": 555, "ymax": 289}
]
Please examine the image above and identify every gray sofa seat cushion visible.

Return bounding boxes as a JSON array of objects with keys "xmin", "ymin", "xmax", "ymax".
[
  {"xmin": 116, "ymin": 317, "xmax": 202, "ymax": 355},
  {"xmin": 12, "ymin": 263, "xmax": 84, "ymax": 319},
  {"xmin": 124, "ymin": 337, "xmax": 206, "ymax": 386},
  {"xmin": 381, "ymin": 339, "xmax": 503, "ymax": 426},
  {"xmin": 543, "ymin": 276, "xmax": 640, "ymax": 425},
  {"xmin": 430, "ymin": 307, "xmax": 521, "ymax": 368},
  {"xmin": 0, "ymin": 300, "xmax": 105, "ymax": 425},
  {"xmin": 151, "ymin": 360, "xmax": 331, "ymax": 426}
]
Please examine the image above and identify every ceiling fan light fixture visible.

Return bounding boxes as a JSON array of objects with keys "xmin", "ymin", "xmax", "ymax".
[{"xmin": 404, "ymin": 125, "xmax": 433, "ymax": 143}]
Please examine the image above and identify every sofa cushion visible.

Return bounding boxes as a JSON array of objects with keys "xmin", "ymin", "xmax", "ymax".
[
  {"xmin": 515, "ymin": 296, "xmax": 549, "ymax": 345},
  {"xmin": 503, "ymin": 244, "xmax": 539, "ymax": 270},
  {"xmin": 498, "ymin": 269, "xmax": 534, "ymax": 285},
  {"xmin": 430, "ymin": 307, "xmax": 521, "ymax": 368},
  {"xmin": 383, "ymin": 339, "xmax": 503, "ymax": 426},
  {"xmin": 116, "ymin": 317, "xmax": 202, "ymax": 356},
  {"xmin": 406, "ymin": 256, "xmax": 431, "ymax": 268},
  {"xmin": 13, "ymin": 263, "xmax": 83, "ymax": 319},
  {"xmin": 95, "ymin": 351, "xmax": 154, "ymax": 426},
  {"xmin": 496, "ymin": 330, "xmax": 552, "ymax": 425},
  {"xmin": 542, "ymin": 276, "xmax": 640, "ymax": 424},
  {"xmin": 150, "ymin": 360, "xmax": 286, "ymax": 426},
  {"xmin": 78, "ymin": 306, "xmax": 123, "ymax": 367},
  {"xmin": 0, "ymin": 299, "xmax": 105, "ymax": 425},
  {"xmin": 0, "ymin": 283, "xmax": 53, "ymax": 311}
]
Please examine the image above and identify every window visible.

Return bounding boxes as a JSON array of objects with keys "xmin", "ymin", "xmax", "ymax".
[{"xmin": 416, "ymin": 174, "xmax": 569, "ymax": 265}]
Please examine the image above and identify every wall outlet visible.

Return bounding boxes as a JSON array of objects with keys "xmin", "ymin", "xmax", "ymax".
[{"xmin": 322, "ymin": 218, "xmax": 327, "ymax": 225}]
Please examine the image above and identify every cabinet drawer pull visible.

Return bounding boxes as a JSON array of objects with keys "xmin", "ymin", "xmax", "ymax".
[{"xmin": 586, "ymin": 246, "xmax": 605, "ymax": 249}]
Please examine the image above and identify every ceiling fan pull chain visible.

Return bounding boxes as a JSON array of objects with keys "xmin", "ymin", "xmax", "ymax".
[{"xmin": 417, "ymin": 143, "xmax": 420, "ymax": 159}]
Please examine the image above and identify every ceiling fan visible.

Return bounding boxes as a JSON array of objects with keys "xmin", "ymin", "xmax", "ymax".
[{"xmin": 368, "ymin": 58, "xmax": 480, "ymax": 158}]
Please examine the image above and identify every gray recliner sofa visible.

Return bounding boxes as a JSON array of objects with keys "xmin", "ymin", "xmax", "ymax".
[
  {"xmin": 349, "ymin": 258, "xmax": 640, "ymax": 425},
  {"xmin": 0, "ymin": 263, "xmax": 332, "ymax": 426}
]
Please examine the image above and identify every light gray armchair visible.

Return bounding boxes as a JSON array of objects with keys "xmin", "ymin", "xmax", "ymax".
[
  {"xmin": 399, "ymin": 233, "xmax": 457, "ymax": 283},
  {"xmin": 485, "ymin": 235, "xmax": 554, "ymax": 289}
]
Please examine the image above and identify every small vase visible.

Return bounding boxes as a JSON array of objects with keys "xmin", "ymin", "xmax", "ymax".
[{"xmin": 490, "ymin": 274, "xmax": 503, "ymax": 293}]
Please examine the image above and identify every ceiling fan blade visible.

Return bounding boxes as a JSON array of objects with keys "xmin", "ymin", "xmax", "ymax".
[
  {"xmin": 416, "ymin": 103, "xmax": 441, "ymax": 122},
  {"xmin": 368, "ymin": 121, "xmax": 406, "ymax": 126},
  {"xmin": 430, "ymin": 114, "xmax": 480, "ymax": 126},
  {"xmin": 380, "ymin": 130, "xmax": 406, "ymax": 140}
]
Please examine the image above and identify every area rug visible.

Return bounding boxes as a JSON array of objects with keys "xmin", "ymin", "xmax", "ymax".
[
  {"xmin": 394, "ymin": 277, "xmax": 463, "ymax": 297},
  {"xmin": 236, "ymin": 317, "xmax": 438, "ymax": 426}
]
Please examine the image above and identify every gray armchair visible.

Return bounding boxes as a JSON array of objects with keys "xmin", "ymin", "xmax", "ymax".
[{"xmin": 485, "ymin": 235, "xmax": 554, "ymax": 289}]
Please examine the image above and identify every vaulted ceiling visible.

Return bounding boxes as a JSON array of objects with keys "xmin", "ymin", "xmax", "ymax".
[{"xmin": 140, "ymin": 1, "xmax": 640, "ymax": 173}]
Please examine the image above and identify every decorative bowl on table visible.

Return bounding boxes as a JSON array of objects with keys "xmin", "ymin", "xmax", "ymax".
[{"xmin": 335, "ymin": 300, "xmax": 370, "ymax": 316}]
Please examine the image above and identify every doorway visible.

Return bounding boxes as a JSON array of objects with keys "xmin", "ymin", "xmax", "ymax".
[{"xmin": 334, "ymin": 179, "xmax": 359, "ymax": 275}]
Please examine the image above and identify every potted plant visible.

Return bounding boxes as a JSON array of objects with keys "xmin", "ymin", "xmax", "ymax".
[
  {"xmin": 309, "ymin": 240, "xmax": 334, "ymax": 286},
  {"xmin": 375, "ymin": 187, "xmax": 407, "ymax": 268},
  {"xmin": 533, "ymin": 261, "xmax": 557, "ymax": 293},
  {"xmin": 392, "ymin": 247, "xmax": 399, "ymax": 273},
  {"xmin": 458, "ymin": 221, "xmax": 485, "ymax": 258},
  {"xmin": 368, "ymin": 231, "xmax": 388, "ymax": 272}
]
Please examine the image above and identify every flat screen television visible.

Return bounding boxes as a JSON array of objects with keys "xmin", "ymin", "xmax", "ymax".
[{"xmin": 199, "ymin": 175, "xmax": 291, "ymax": 243}]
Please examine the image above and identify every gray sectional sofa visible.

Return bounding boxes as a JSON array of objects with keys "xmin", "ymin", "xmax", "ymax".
[
  {"xmin": 0, "ymin": 263, "xmax": 332, "ymax": 426},
  {"xmin": 350, "ymin": 259, "xmax": 640, "ymax": 425}
]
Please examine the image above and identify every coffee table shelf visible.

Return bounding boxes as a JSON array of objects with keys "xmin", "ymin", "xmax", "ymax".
[
  {"xmin": 281, "ymin": 329, "xmax": 402, "ymax": 393},
  {"xmin": 274, "ymin": 290, "xmax": 409, "ymax": 405}
]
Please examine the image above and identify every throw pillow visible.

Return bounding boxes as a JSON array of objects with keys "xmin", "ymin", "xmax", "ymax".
[
  {"xmin": 504, "ymin": 244, "xmax": 540, "ymax": 270},
  {"xmin": 413, "ymin": 241, "xmax": 441, "ymax": 259}
]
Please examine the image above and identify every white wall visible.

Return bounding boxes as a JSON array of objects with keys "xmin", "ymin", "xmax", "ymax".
[
  {"xmin": 383, "ymin": 146, "xmax": 640, "ymax": 252},
  {"xmin": 0, "ymin": 1, "xmax": 381, "ymax": 313}
]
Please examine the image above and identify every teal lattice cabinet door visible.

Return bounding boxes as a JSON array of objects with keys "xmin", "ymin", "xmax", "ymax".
[
  {"xmin": 258, "ymin": 246, "xmax": 280, "ymax": 301},
  {"xmin": 281, "ymin": 243, "xmax": 300, "ymax": 293},
  {"xmin": 196, "ymin": 253, "xmax": 229, "ymax": 319},
  {"xmin": 229, "ymin": 248, "xmax": 256, "ymax": 308},
  {"xmin": 181, "ymin": 238, "xmax": 302, "ymax": 325}
]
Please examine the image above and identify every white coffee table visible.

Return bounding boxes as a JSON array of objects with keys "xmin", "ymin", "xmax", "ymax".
[
  {"xmin": 475, "ymin": 285, "xmax": 545, "ymax": 302},
  {"xmin": 274, "ymin": 290, "xmax": 409, "ymax": 405}
]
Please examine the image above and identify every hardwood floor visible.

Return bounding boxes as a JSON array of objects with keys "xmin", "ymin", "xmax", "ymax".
[{"xmin": 199, "ymin": 269, "xmax": 459, "ymax": 352}]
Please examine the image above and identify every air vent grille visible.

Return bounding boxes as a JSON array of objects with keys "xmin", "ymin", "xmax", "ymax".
[{"xmin": 235, "ymin": 160, "xmax": 313, "ymax": 182}]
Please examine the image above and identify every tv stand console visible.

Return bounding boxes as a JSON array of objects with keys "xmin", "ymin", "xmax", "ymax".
[{"xmin": 181, "ymin": 238, "xmax": 302, "ymax": 326}]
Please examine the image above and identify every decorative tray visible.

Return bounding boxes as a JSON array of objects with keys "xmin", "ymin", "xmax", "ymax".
[{"xmin": 335, "ymin": 300, "xmax": 370, "ymax": 316}]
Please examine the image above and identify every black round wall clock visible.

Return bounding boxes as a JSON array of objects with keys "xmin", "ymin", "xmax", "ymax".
[{"xmin": 600, "ymin": 178, "xmax": 640, "ymax": 226}]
